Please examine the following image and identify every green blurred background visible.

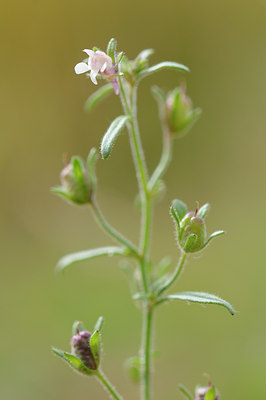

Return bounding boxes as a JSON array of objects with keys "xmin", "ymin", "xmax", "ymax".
[{"xmin": 1, "ymin": 0, "xmax": 266, "ymax": 398}]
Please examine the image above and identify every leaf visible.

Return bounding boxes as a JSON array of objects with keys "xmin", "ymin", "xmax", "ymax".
[
  {"xmin": 204, "ymin": 387, "xmax": 216, "ymax": 400},
  {"xmin": 178, "ymin": 383, "xmax": 193, "ymax": 400},
  {"xmin": 89, "ymin": 330, "xmax": 100, "ymax": 368},
  {"xmin": 86, "ymin": 147, "xmax": 98, "ymax": 191},
  {"xmin": 197, "ymin": 203, "xmax": 210, "ymax": 219},
  {"xmin": 51, "ymin": 186, "xmax": 71, "ymax": 201},
  {"xmin": 138, "ymin": 61, "xmax": 189, "ymax": 80},
  {"xmin": 202, "ymin": 230, "xmax": 225, "ymax": 249},
  {"xmin": 56, "ymin": 246, "xmax": 127, "ymax": 273},
  {"xmin": 94, "ymin": 316, "xmax": 104, "ymax": 332},
  {"xmin": 101, "ymin": 115, "xmax": 130, "ymax": 159},
  {"xmin": 136, "ymin": 48, "xmax": 154, "ymax": 61},
  {"xmin": 106, "ymin": 38, "xmax": 117, "ymax": 62},
  {"xmin": 52, "ymin": 347, "xmax": 93, "ymax": 375},
  {"xmin": 157, "ymin": 291, "xmax": 235, "ymax": 315},
  {"xmin": 172, "ymin": 199, "xmax": 188, "ymax": 221},
  {"xmin": 125, "ymin": 356, "xmax": 141, "ymax": 382},
  {"xmin": 84, "ymin": 83, "xmax": 113, "ymax": 112}
]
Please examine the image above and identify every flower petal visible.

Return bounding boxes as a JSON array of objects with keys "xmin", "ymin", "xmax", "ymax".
[
  {"xmin": 100, "ymin": 62, "xmax": 107, "ymax": 73},
  {"xmin": 83, "ymin": 49, "xmax": 95, "ymax": 57},
  {"xmin": 111, "ymin": 78, "xmax": 119, "ymax": 95},
  {"xmin": 74, "ymin": 62, "xmax": 90, "ymax": 74},
  {"xmin": 90, "ymin": 70, "xmax": 98, "ymax": 85}
]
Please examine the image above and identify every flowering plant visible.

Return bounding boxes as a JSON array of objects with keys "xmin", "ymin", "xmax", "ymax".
[{"xmin": 52, "ymin": 38, "xmax": 235, "ymax": 400}]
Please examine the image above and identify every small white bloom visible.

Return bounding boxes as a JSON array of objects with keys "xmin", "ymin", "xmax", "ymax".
[{"xmin": 74, "ymin": 49, "xmax": 115, "ymax": 85}]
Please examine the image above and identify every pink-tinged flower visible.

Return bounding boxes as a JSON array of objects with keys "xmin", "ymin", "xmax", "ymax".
[{"xmin": 74, "ymin": 49, "xmax": 119, "ymax": 95}]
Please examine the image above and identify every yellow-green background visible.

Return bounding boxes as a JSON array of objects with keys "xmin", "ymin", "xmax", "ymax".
[{"xmin": 1, "ymin": 0, "xmax": 265, "ymax": 398}]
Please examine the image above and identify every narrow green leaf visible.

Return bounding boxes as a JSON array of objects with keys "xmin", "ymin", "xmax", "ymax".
[
  {"xmin": 56, "ymin": 246, "xmax": 127, "ymax": 273},
  {"xmin": 151, "ymin": 85, "xmax": 166, "ymax": 105},
  {"xmin": 197, "ymin": 203, "xmax": 210, "ymax": 219},
  {"xmin": 202, "ymin": 230, "xmax": 225, "ymax": 249},
  {"xmin": 136, "ymin": 48, "xmax": 154, "ymax": 61},
  {"xmin": 84, "ymin": 83, "xmax": 113, "ymax": 112},
  {"xmin": 138, "ymin": 61, "xmax": 189, "ymax": 80},
  {"xmin": 204, "ymin": 387, "xmax": 216, "ymax": 400},
  {"xmin": 51, "ymin": 187, "xmax": 71, "ymax": 201},
  {"xmin": 106, "ymin": 38, "xmax": 117, "ymax": 62},
  {"xmin": 52, "ymin": 347, "xmax": 93, "ymax": 375},
  {"xmin": 89, "ymin": 330, "xmax": 100, "ymax": 368},
  {"xmin": 86, "ymin": 147, "xmax": 98, "ymax": 192},
  {"xmin": 172, "ymin": 199, "xmax": 188, "ymax": 221},
  {"xmin": 125, "ymin": 356, "xmax": 141, "ymax": 382},
  {"xmin": 72, "ymin": 156, "xmax": 84, "ymax": 181},
  {"xmin": 94, "ymin": 316, "xmax": 104, "ymax": 332},
  {"xmin": 101, "ymin": 115, "xmax": 130, "ymax": 159},
  {"xmin": 63, "ymin": 352, "xmax": 93, "ymax": 375},
  {"xmin": 178, "ymin": 383, "xmax": 193, "ymax": 400},
  {"xmin": 116, "ymin": 51, "xmax": 124, "ymax": 64},
  {"xmin": 158, "ymin": 291, "xmax": 235, "ymax": 315}
]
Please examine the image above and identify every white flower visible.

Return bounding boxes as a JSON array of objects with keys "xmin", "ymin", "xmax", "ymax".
[{"xmin": 75, "ymin": 49, "xmax": 115, "ymax": 85}]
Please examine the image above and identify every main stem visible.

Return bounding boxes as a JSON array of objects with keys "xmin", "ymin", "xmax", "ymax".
[{"xmin": 119, "ymin": 78, "xmax": 152, "ymax": 400}]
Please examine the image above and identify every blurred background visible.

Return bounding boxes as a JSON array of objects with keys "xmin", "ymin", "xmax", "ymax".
[{"xmin": 1, "ymin": 0, "xmax": 266, "ymax": 398}]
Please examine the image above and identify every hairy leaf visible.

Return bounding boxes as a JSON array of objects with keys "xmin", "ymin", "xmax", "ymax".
[
  {"xmin": 157, "ymin": 291, "xmax": 235, "ymax": 315},
  {"xmin": 56, "ymin": 246, "xmax": 127, "ymax": 273},
  {"xmin": 101, "ymin": 115, "xmax": 130, "ymax": 159}
]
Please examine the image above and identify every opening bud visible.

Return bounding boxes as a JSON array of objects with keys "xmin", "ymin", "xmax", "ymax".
[
  {"xmin": 180, "ymin": 211, "xmax": 206, "ymax": 253},
  {"xmin": 166, "ymin": 85, "xmax": 201, "ymax": 137},
  {"xmin": 71, "ymin": 330, "xmax": 97, "ymax": 370},
  {"xmin": 195, "ymin": 385, "xmax": 219, "ymax": 400},
  {"xmin": 52, "ymin": 148, "xmax": 98, "ymax": 205},
  {"xmin": 171, "ymin": 199, "xmax": 225, "ymax": 254}
]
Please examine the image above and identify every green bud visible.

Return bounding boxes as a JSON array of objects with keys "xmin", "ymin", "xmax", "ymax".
[
  {"xmin": 171, "ymin": 199, "xmax": 225, "ymax": 254},
  {"xmin": 166, "ymin": 86, "xmax": 201, "ymax": 137},
  {"xmin": 52, "ymin": 149, "xmax": 98, "ymax": 205},
  {"xmin": 180, "ymin": 212, "xmax": 206, "ymax": 253}
]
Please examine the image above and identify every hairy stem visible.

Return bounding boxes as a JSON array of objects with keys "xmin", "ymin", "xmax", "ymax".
[
  {"xmin": 91, "ymin": 198, "xmax": 139, "ymax": 257},
  {"xmin": 119, "ymin": 77, "xmax": 153, "ymax": 400},
  {"xmin": 95, "ymin": 369, "xmax": 123, "ymax": 400},
  {"xmin": 148, "ymin": 129, "xmax": 173, "ymax": 191},
  {"xmin": 141, "ymin": 305, "xmax": 153, "ymax": 400},
  {"xmin": 157, "ymin": 252, "xmax": 187, "ymax": 297}
]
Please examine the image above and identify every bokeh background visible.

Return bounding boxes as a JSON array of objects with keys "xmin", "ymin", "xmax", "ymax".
[{"xmin": 1, "ymin": 0, "xmax": 266, "ymax": 398}]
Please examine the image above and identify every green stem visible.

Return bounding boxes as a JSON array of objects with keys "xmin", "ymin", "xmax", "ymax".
[
  {"xmin": 91, "ymin": 198, "xmax": 139, "ymax": 257},
  {"xmin": 95, "ymin": 369, "xmax": 123, "ymax": 400},
  {"xmin": 118, "ymin": 78, "xmax": 150, "ymax": 293},
  {"xmin": 157, "ymin": 252, "xmax": 187, "ymax": 297},
  {"xmin": 148, "ymin": 129, "xmax": 173, "ymax": 191},
  {"xmin": 119, "ymin": 76, "xmax": 153, "ymax": 400},
  {"xmin": 141, "ymin": 306, "xmax": 153, "ymax": 400}
]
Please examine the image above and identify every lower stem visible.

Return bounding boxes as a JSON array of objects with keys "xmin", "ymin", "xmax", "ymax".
[
  {"xmin": 141, "ymin": 305, "xmax": 153, "ymax": 400},
  {"xmin": 95, "ymin": 369, "xmax": 123, "ymax": 400}
]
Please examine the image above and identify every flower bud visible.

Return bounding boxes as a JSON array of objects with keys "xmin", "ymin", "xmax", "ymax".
[
  {"xmin": 71, "ymin": 330, "xmax": 97, "ymax": 370},
  {"xmin": 195, "ymin": 386, "xmax": 219, "ymax": 400},
  {"xmin": 166, "ymin": 86, "xmax": 201, "ymax": 137},
  {"xmin": 52, "ymin": 149, "xmax": 98, "ymax": 205},
  {"xmin": 180, "ymin": 211, "xmax": 206, "ymax": 253}
]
